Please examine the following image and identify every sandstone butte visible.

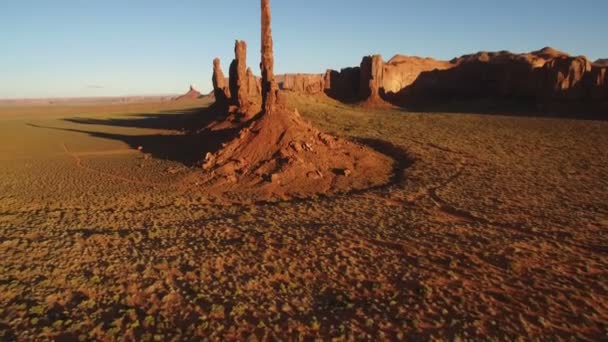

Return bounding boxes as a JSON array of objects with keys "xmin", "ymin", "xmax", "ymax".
[
  {"xmin": 217, "ymin": 45, "xmax": 606, "ymax": 110},
  {"xmin": 189, "ymin": 0, "xmax": 393, "ymax": 200},
  {"xmin": 174, "ymin": 85, "xmax": 202, "ymax": 101}
]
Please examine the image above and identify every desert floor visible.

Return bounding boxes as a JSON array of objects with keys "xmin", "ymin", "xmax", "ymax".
[{"xmin": 0, "ymin": 94, "xmax": 606, "ymax": 340}]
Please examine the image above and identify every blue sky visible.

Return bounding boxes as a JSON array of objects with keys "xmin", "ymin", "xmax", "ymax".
[{"xmin": 1, "ymin": 0, "xmax": 606, "ymax": 98}]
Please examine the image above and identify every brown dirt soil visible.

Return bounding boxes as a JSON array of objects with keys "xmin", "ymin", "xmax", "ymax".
[
  {"xmin": 190, "ymin": 103, "xmax": 393, "ymax": 200},
  {"xmin": 0, "ymin": 93, "xmax": 606, "ymax": 340}
]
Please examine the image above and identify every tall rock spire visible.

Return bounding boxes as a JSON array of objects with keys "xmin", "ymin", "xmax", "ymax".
[
  {"xmin": 229, "ymin": 40, "xmax": 249, "ymax": 108},
  {"xmin": 261, "ymin": 0, "xmax": 278, "ymax": 113},
  {"xmin": 212, "ymin": 58, "xmax": 230, "ymax": 104},
  {"xmin": 359, "ymin": 55, "xmax": 385, "ymax": 101}
]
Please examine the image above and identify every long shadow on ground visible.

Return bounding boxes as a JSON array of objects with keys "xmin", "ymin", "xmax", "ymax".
[
  {"xmin": 28, "ymin": 104, "xmax": 238, "ymax": 167},
  {"xmin": 355, "ymin": 138, "xmax": 413, "ymax": 187},
  {"xmin": 392, "ymin": 96, "xmax": 608, "ymax": 120},
  {"xmin": 63, "ymin": 107, "xmax": 211, "ymax": 133},
  {"xmin": 29, "ymin": 105, "xmax": 415, "ymax": 194}
]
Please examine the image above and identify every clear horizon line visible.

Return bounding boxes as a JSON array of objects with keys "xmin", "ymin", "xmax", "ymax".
[{"xmin": 0, "ymin": 93, "xmax": 186, "ymax": 101}]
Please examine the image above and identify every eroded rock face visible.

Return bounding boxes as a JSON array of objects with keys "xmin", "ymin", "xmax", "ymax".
[
  {"xmin": 229, "ymin": 40, "xmax": 249, "ymax": 108},
  {"xmin": 386, "ymin": 48, "xmax": 608, "ymax": 104},
  {"xmin": 541, "ymin": 56, "xmax": 592, "ymax": 100},
  {"xmin": 250, "ymin": 46, "xmax": 606, "ymax": 108},
  {"xmin": 199, "ymin": 0, "xmax": 393, "ymax": 201},
  {"xmin": 324, "ymin": 67, "xmax": 361, "ymax": 102},
  {"xmin": 246, "ymin": 68, "xmax": 261, "ymax": 97},
  {"xmin": 359, "ymin": 55, "xmax": 384, "ymax": 100},
  {"xmin": 408, "ymin": 53, "xmax": 539, "ymax": 100},
  {"xmin": 593, "ymin": 58, "xmax": 608, "ymax": 67},
  {"xmin": 382, "ymin": 55, "xmax": 453, "ymax": 93},
  {"xmin": 212, "ymin": 58, "xmax": 230, "ymax": 103},
  {"xmin": 397, "ymin": 49, "xmax": 608, "ymax": 104},
  {"xmin": 261, "ymin": 0, "xmax": 280, "ymax": 113},
  {"xmin": 588, "ymin": 66, "xmax": 607, "ymax": 100},
  {"xmin": 278, "ymin": 74, "xmax": 324, "ymax": 94}
]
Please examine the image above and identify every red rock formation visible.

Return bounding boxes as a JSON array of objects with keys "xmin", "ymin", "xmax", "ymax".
[
  {"xmin": 197, "ymin": 0, "xmax": 392, "ymax": 200},
  {"xmin": 411, "ymin": 51, "xmax": 542, "ymax": 99},
  {"xmin": 531, "ymin": 47, "xmax": 569, "ymax": 60},
  {"xmin": 278, "ymin": 74, "xmax": 325, "ymax": 94},
  {"xmin": 229, "ymin": 40, "xmax": 249, "ymax": 108},
  {"xmin": 323, "ymin": 70, "xmax": 332, "ymax": 91},
  {"xmin": 382, "ymin": 55, "xmax": 453, "ymax": 93},
  {"xmin": 324, "ymin": 54, "xmax": 449, "ymax": 104},
  {"xmin": 246, "ymin": 68, "xmax": 261, "ymax": 97},
  {"xmin": 588, "ymin": 66, "xmax": 607, "ymax": 100},
  {"xmin": 212, "ymin": 58, "xmax": 230, "ymax": 103},
  {"xmin": 324, "ymin": 67, "xmax": 361, "ymax": 102},
  {"xmin": 595, "ymin": 59, "xmax": 608, "ymax": 67},
  {"xmin": 255, "ymin": 44, "xmax": 605, "ymax": 111},
  {"xmin": 541, "ymin": 56, "xmax": 592, "ymax": 100},
  {"xmin": 383, "ymin": 48, "xmax": 608, "ymax": 110},
  {"xmin": 174, "ymin": 85, "xmax": 202, "ymax": 101},
  {"xmin": 359, "ymin": 55, "xmax": 384, "ymax": 101},
  {"xmin": 261, "ymin": 0, "xmax": 280, "ymax": 113}
]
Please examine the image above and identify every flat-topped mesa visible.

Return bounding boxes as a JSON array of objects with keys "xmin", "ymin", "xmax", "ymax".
[
  {"xmin": 212, "ymin": 58, "xmax": 230, "ymax": 103},
  {"xmin": 229, "ymin": 40, "xmax": 249, "ymax": 108},
  {"xmin": 359, "ymin": 54, "xmax": 385, "ymax": 101},
  {"xmin": 261, "ymin": 0, "xmax": 280, "ymax": 113}
]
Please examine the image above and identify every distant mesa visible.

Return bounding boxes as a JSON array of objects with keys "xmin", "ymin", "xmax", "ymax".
[
  {"xmin": 249, "ymin": 45, "xmax": 607, "ymax": 114},
  {"xmin": 531, "ymin": 46, "xmax": 569, "ymax": 59},
  {"xmin": 276, "ymin": 74, "xmax": 325, "ymax": 95},
  {"xmin": 200, "ymin": 37, "xmax": 605, "ymax": 125},
  {"xmin": 595, "ymin": 58, "xmax": 608, "ymax": 67},
  {"xmin": 174, "ymin": 85, "xmax": 203, "ymax": 101},
  {"xmin": 382, "ymin": 55, "xmax": 452, "ymax": 93},
  {"xmin": 396, "ymin": 47, "xmax": 608, "ymax": 107},
  {"xmin": 317, "ymin": 47, "xmax": 607, "ymax": 114}
]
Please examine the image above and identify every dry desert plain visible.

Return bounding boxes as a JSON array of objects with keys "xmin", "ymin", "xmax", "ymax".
[{"xmin": 0, "ymin": 93, "xmax": 607, "ymax": 340}]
